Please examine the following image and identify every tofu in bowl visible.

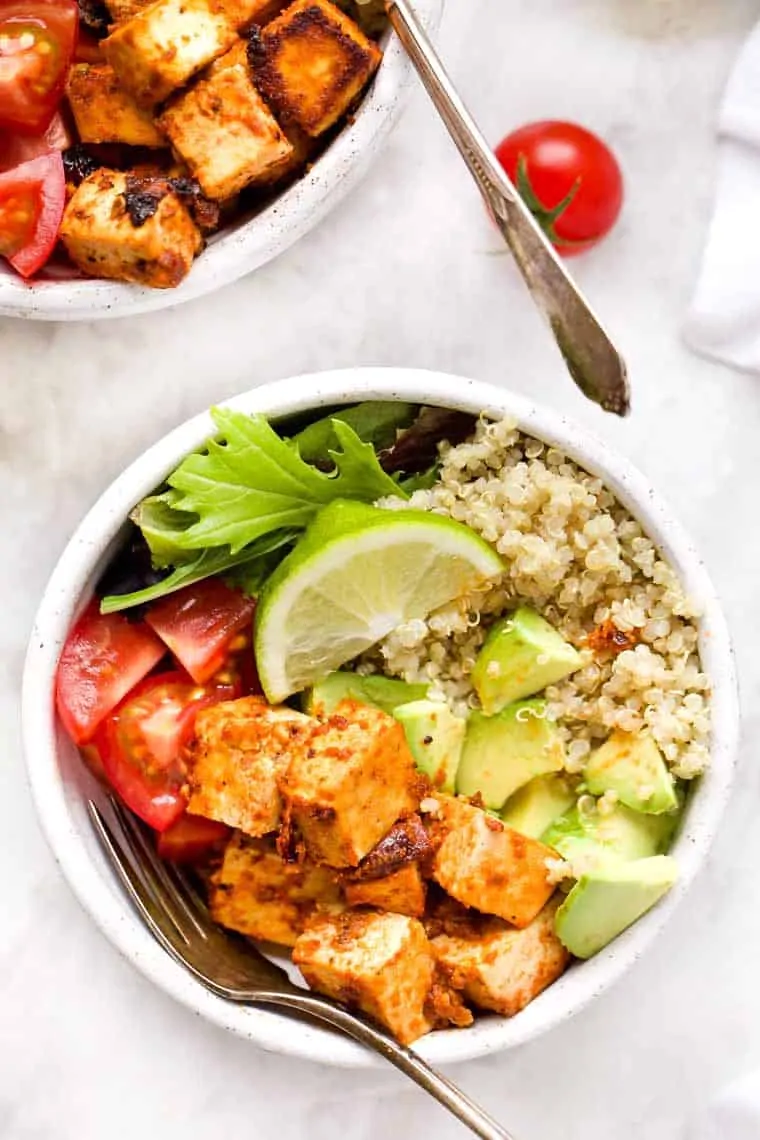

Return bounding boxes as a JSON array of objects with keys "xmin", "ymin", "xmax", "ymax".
[{"xmin": 0, "ymin": 0, "xmax": 442, "ymax": 319}]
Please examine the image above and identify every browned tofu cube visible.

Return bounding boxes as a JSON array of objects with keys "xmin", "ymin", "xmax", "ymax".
[
  {"xmin": 67, "ymin": 63, "xmax": 166, "ymax": 147},
  {"xmin": 344, "ymin": 862, "xmax": 427, "ymax": 918},
  {"xmin": 251, "ymin": 0, "xmax": 382, "ymax": 137},
  {"xmin": 279, "ymin": 701, "xmax": 421, "ymax": 868},
  {"xmin": 59, "ymin": 168, "xmax": 201, "ymax": 287},
  {"xmin": 210, "ymin": 832, "xmax": 340, "ymax": 945},
  {"xmin": 103, "ymin": 0, "xmax": 242, "ymax": 107},
  {"xmin": 431, "ymin": 898, "xmax": 570, "ymax": 1017},
  {"xmin": 187, "ymin": 696, "xmax": 312, "ymax": 836},
  {"xmin": 432, "ymin": 801, "xmax": 555, "ymax": 928},
  {"xmin": 293, "ymin": 910, "xmax": 434, "ymax": 1044},
  {"xmin": 159, "ymin": 42, "xmax": 293, "ymax": 199}
]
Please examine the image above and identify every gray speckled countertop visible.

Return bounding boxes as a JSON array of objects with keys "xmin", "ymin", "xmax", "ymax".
[{"xmin": 2, "ymin": 1, "xmax": 760, "ymax": 1136}]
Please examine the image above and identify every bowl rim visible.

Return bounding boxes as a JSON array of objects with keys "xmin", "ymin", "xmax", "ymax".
[
  {"xmin": 0, "ymin": 0, "xmax": 442, "ymax": 322},
  {"xmin": 22, "ymin": 367, "xmax": 740, "ymax": 1067}
]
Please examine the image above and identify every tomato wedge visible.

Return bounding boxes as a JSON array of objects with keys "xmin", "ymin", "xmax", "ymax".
[
  {"xmin": 56, "ymin": 601, "xmax": 166, "ymax": 745},
  {"xmin": 94, "ymin": 672, "xmax": 238, "ymax": 831},
  {"xmin": 0, "ymin": 150, "xmax": 66, "ymax": 277},
  {"xmin": 146, "ymin": 579, "xmax": 256, "ymax": 685},
  {"xmin": 157, "ymin": 814, "xmax": 231, "ymax": 863},
  {"xmin": 0, "ymin": 1, "xmax": 79, "ymax": 134},
  {"xmin": 0, "ymin": 111, "xmax": 71, "ymax": 171}
]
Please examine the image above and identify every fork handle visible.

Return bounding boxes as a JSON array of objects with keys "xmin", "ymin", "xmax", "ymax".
[
  {"xmin": 243, "ymin": 990, "xmax": 517, "ymax": 1140},
  {"xmin": 383, "ymin": 0, "xmax": 629, "ymax": 416}
]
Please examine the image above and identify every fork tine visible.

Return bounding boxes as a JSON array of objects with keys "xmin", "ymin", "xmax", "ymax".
[
  {"xmin": 107, "ymin": 797, "xmax": 211, "ymax": 943},
  {"xmin": 87, "ymin": 801, "xmax": 193, "ymax": 960}
]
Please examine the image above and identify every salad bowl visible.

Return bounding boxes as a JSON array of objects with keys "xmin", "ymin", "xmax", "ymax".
[{"xmin": 21, "ymin": 367, "xmax": 739, "ymax": 1066}]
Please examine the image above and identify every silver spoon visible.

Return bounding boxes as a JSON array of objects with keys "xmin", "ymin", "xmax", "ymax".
[{"xmin": 377, "ymin": 0, "xmax": 631, "ymax": 416}]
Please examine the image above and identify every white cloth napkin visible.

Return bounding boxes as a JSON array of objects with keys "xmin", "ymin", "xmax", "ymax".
[
  {"xmin": 686, "ymin": 1072, "xmax": 760, "ymax": 1138},
  {"xmin": 684, "ymin": 20, "xmax": 760, "ymax": 371}
]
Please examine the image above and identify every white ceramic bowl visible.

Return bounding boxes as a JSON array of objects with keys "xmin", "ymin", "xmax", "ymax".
[
  {"xmin": 22, "ymin": 367, "xmax": 739, "ymax": 1067},
  {"xmin": 0, "ymin": 4, "xmax": 441, "ymax": 323}
]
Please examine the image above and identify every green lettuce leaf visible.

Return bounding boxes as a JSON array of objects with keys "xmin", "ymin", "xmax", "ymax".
[
  {"xmin": 163, "ymin": 409, "xmax": 406, "ymax": 554},
  {"xmin": 100, "ymin": 529, "xmax": 297, "ymax": 613},
  {"xmin": 292, "ymin": 401, "xmax": 416, "ymax": 463}
]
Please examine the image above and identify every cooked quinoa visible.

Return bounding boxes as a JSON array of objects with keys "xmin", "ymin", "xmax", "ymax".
[{"xmin": 361, "ymin": 415, "xmax": 710, "ymax": 782}]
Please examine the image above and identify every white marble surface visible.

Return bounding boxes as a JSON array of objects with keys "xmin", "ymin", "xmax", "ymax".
[{"xmin": 2, "ymin": 1, "xmax": 760, "ymax": 1136}]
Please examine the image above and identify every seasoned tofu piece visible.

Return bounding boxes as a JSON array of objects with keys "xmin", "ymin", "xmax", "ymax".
[
  {"xmin": 250, "ymin": 0, "xmax": 382, "ymax": 137},
  {"xmin": 103, "ymin": 0, "xmax": 243, "ymax": 107},
  {"xmin": 210, "ymin": 832, "xmax": 340, "ymax": 945},
  {"xmin": 344, "ymin": 862, "xmax": 427, "ymax": 919},
  {"xmin": 187, "ymin": 696, "xmax": 312, "ymax": 836},
  {"xmin": 279, "ymin": 700, "xmax": 422, "ymax": 868},
  {"xmin": 59, "ymin": 168, "xmax": 201, "ymax": 288},
  {"xmin": 66, "ymin": 63, "xmax": 166, "ymax": 147},
  {"xmin": 432, "ymin": 800, "xmax": 555, "ymax": 928},
  {"xmin": 293, "ymin": 910, "xmax": 435, "ymax": 1044},
  {"xmin": 431, "ymin": 898, "xmax": 570, "ymax": 1017},
  {"xmin": 159, "ymin": 42, "xmax": 293, "ymax": 200}
]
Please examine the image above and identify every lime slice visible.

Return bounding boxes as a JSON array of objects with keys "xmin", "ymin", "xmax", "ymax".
[{"xmin": 255, "ymin": 500, "xmax": 505, "ymax": 702}]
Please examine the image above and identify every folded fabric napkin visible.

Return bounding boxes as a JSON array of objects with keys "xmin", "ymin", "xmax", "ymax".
[
  {"xmin": 684, "ymin": 20, "xmax": 760, "ymax": 371},
  {"xmin": 685, "ymin": 1071, "xmax": 760, "ymax": 1138}
]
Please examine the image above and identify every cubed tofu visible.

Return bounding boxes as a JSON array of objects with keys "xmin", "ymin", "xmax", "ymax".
[
  {"xmin": 103, "ymin": 0, "xmax": 242, "ymax": 107},
  {"xmin": 67, "ymin": 63, "xmax": 166, "ymax": 147},
  {"xmin": 279, "ymin": 701, "xmax": 421, "ymax": 868},
  {"xmin": 293, "ymin": 910, "xmax": 434, "ymax": 1044},
  {"xmin": 250, "ymin": 0, "xmax": 382, "ymax": 137},
  {"xmin": 431, "ymin": 898, "xmax": 570, "ymax": 1017},
  {"xmin": 59, "ymin": 168, "xmax": 201, "ymax": 287},
  {"xmin": 159, "ymin": 42, "xmax": 293, "ymax": 199},
  {"xmin": 187, "ymin": 696, "xmax": 312, "ymax": 836},
  {"xmin": 210, "ymin": 832, "xmax": 341, "ymax": 945},
  {"xmin": 433, "ymin": 801, "xmax": 555, "ymax": 928},
  {"xmin": 344, "ymin": 863, "xmax": 427, "ymax": 918}
]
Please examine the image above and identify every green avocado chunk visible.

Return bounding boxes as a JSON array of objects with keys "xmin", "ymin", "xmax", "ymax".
[
  {"xmin": 471, "ymin": 606, "xmax": 583, "ymax": 715},
  {"xmin": 500, "ymin": 774, "xmax": 575, "ymax": 839},
  {"xmin": 542, "ymin": 798, "xmax": 680, "ymax": 863},
  {"xmin": 456, "ymin": 699, "xmax": 565, "ymax": 810},
  {"xmin": 393, "ymin": 699, "xmax": 465, "ymax": 793},
  {"xmin": 584, "ymin": 730, "xmax": 678, "ymax": 815},
  {"xmin": 554, "ymin": 855, "xmax": 678, "ymax": 958},
  {"xmin": 303, "ymin": 672, "xmax": 428, "ymax": 716}
]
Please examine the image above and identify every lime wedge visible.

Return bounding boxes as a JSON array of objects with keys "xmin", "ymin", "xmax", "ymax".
[{"xmin": 255, "ymin": 500, "xmax": 505, "ymax": 702}]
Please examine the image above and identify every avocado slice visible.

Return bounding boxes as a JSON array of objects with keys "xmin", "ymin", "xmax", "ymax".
[
  {"xmin": 456, "ymin": 699, "xmax": 565, "ymax": 810},
  {"xmin": 393, "ymin": 699, "xmax": 466, "ymax": 793},
  {"xmin": 303, "ymin": 671, "xmax": 428, "ymax": 716},
  {"xmin": 471, "ymin": 607, "xmax": 582, "ymax": 715},
  {"xmin": 542, "ymin": 798, "xmax": 680, "ymax": 862},
  {"xmin": 555, "ymin": 855, "xmax": 678, "ymax": 958},
  {"xmin": 584, "ymin": 730, "xmax": 678, "ymax": 815},
  {"xmin": 500, "ymin": 774, "xmax": 575, "ymax": 839}
]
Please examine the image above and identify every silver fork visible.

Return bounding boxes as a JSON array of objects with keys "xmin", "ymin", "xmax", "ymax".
[
  {"xmin": 379, "ymin": 0, "xmax": 630, "ymax": 417},
  {"xmin": 88, "ymin": 796, "xmax": 517, "ymax": 1140}
]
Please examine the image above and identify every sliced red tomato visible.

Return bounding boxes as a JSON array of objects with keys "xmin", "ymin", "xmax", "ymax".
[
  {"xmin": 0, "ymin": 1, "xmax": 79, "ymax": 134},
  {"xmin": 0, "ymin": 150, "xmax": 66, "ymax": 277},
  {"xmin": 146, "ymin": 579, "xmax": 256, "ymax": 685},
  {"xmin": 94, "ymin": 671, "xmax": 238, "ymax": 832},
  {"xmin": 157, "ymin": 814, "xmax": 231, "ymax": 863},
  {"xmin": 495, "ymin": 121, "xmax": 624, "ymax": 255},
  {"xmin": 55, "ymin": 601, "xmax": 166, "ymax": 746},
  {"xmin": 0, "ymin": 111, "xmax": 72, "ymax": 171}
]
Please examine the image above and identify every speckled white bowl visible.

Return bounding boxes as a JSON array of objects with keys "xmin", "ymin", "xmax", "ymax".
[
  {"xmin": 22, "ymin": 368, "xmax": 739, "ymax": 1067},
  {"xmin": 0, "ymin": 4, "xmax": 441, "ymax": 322}
]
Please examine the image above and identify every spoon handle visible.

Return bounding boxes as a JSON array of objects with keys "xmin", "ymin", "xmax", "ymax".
[{"xmin": 384, "ymin": 0, "xmax": 630, "ymax": 416}]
